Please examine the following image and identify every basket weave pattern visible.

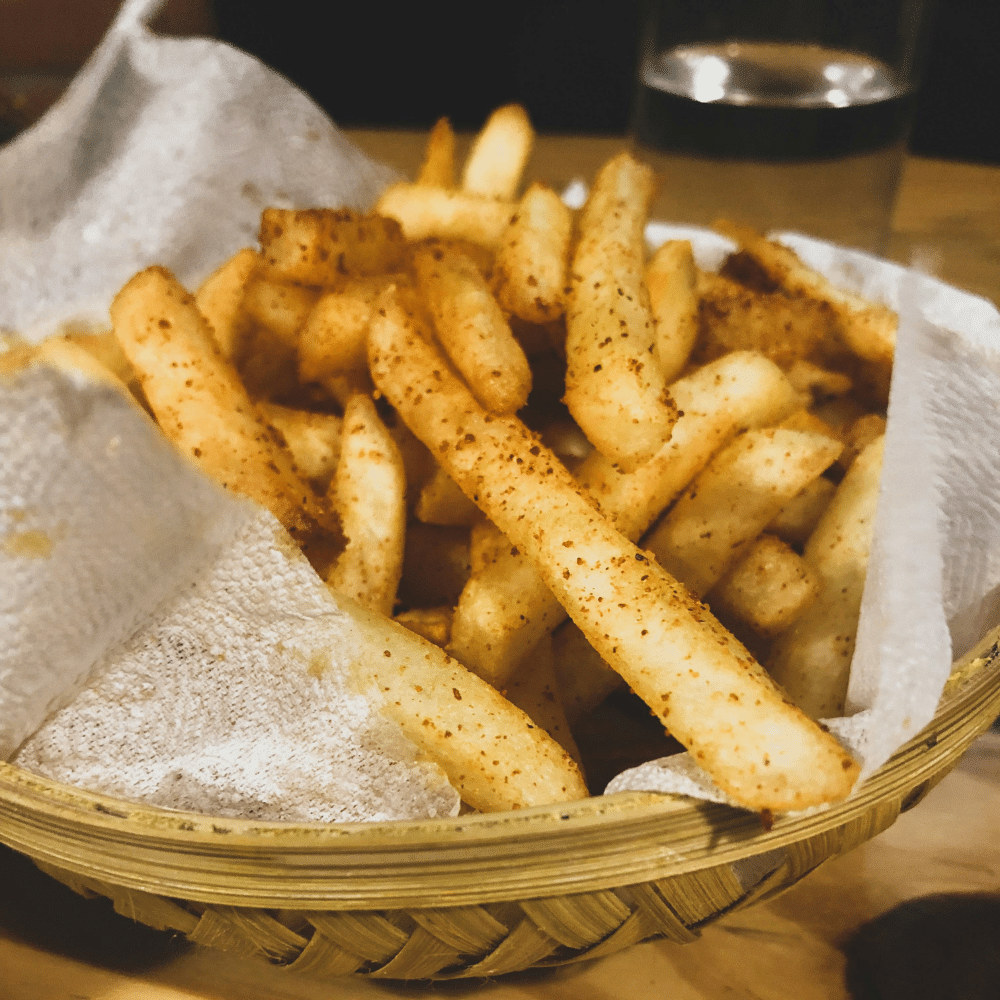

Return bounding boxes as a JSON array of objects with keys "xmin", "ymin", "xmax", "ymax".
[{"xmin": 3, "ymin": 637, "xmax": 999, "ymax": 981}]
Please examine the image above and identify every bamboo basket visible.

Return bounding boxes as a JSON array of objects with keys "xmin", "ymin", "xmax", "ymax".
[{"xmin": 1, "ymin": 629, "xmax": 998, "ymax": 982}]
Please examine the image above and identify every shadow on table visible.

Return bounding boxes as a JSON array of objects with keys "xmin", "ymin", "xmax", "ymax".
[
  {"xmin": 845, "ymin": 893, "xmax": 1000, "ymax": 1000},
  {"xmin": 0, "ymin": 842, "xmax": 189, "ymax": 972}
]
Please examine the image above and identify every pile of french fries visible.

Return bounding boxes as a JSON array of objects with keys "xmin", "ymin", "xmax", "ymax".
[{"xmin": 35, "ymin": 104, "xmax": 900, "ymax": 815}]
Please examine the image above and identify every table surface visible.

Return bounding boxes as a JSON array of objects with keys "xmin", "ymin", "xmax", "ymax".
[{"xmin": 3, "ymin": 133, "xmax": 999, "ymax": 999}]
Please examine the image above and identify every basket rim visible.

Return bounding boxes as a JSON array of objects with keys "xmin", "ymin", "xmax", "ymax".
[{"xmin": 1, "ymin": 631, "xmax": 997, "ymax": 909}]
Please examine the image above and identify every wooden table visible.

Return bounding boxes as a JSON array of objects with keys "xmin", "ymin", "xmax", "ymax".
[{"xmin": 3, "ymin": 135, "xmax": 999, "ymax": 999}]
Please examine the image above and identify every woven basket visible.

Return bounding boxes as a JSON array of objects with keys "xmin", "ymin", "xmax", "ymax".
[{"xmin": 1, "ymin": 629, "xmax": 998, "ymax": 982}]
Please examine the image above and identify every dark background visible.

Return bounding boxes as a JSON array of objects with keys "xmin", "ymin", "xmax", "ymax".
[{"xmin": 211, "ymin": 0, "xmax": 1000, "ymax": 165}]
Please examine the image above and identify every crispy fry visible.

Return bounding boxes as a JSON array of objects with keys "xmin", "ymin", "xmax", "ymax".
[
  {"xmin": 416, "ymin": 117, "xmax": 456, "ymax": 188},
  {"xmin": 564, "ymin": 152, "xmax": 677, "ymax": 471},
  {"xmin": 644, "ymin": 428, "xmax": 843, "ymax": 597},
  {"xmin": 492, "ymin": 182, "xmax": 571, "ymax": 323},
  {"xmin": 708, "ymin": 535, "xmax": 821, "ymax": 637},
  {"xmin": 552, "ymin": 620, "xmax": 624, "ymax": 725},
  {"xmin": 195, "ymin": 247, "xmax": 260, "ymax": 362},
  {"xmin": 647, "ymin": 240, "xmax": 698, "ymax": 382},
  {"xmin": 376, "ymin": 183, "xmax": 515, "ymax": 249},
  {"xmin": 259, "ymin": 208, "xmax": 408, "ymax": 285},
  {"xmin": 345, "ymin": 597, "xmax": 587, "ymax": 811},
  {"xmin": 414, "ymin": 243, "xmax": 532, "ymax": 414},
  {"xmin": 767, "ymin": 476, "xmax": 837, "ymax": 546},
  {"xmin": 394, "ymin": 605, "xmax": 453, "ymax": 647},
  {"xmin": 461, "ymin": 103, "xmax": 534, "ymax": 200},
  {"xmin": 415, "ymin": 464, "xmax": 482, "ymax": 527},
  {"xmin": 110, "ymin": 266, "xmax": 343, "ymax": 573},
  {"xmin": 767, "ymin": 435, "xmax": 885, "ymax": 718},
  {"xmin": 369, "ymin": 285, "xmax": 859, "ymax": 811},
  {"xmin": 715, "ymin": 220, "xmax": 897, "ymax": 367},
  {"xmin": 327, "ymin": 394, "xmax": 407, "ymax": 616},
  {"xmin": 257, "ymin": 402, "xmax": 343, "ymax": 491}
]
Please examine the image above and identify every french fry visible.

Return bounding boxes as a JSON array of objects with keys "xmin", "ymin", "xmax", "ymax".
[
  {"xmin": 451, "ymin": 351, "xmax": 801, "ymax": 687},
  {"xmin": 504, "ymin": 633, "xmax": 584, "ymax": 769},
  {"xmin": 643, "ymin": 428, "xmax": 843, "ymax": 598},
  {"xmin": 708, "ymin": 535, "xmax": 821, "ymax": 637},
  {"xmin": 258, "ymin": 208, "xmax": 409, "ymax": 285},
  {"xmin": 394, "ymin": 605, "xmax": 453, "ymax": 647},
  {"xmin": 767, "ymin": 476, "xmax": 838, "ymax": 546},
  {"xmin": 413, "ymin": 242, "xmax": 532, "ymax": 414},
  {"xmin": 551, "ymin": 620, "xmax": 624, "ymax": 725},
  {"xmin": 767, "ymin": 435, "xmax": 885, "ymax": 719},
  {"xmin": 257, "ymin": 402, "xmax": 343, "ymax": 491},
  {"xmin": 461, "ymin": 103, "xmax": 534, "ymax": 200},
  {"xmin": 327, "ymin": 394, "xmax": 407, "ymax": 616},
  {"xmin": 195, "ymin": 247, "xmax": 260, "ymax": 362},
  {"xmin": 369, "ymin": 285, "xmax": 859, "ymax": 811},
  {"xmin": 416, "ymin": 116, "xmax": 456, "ymax": 188},
  {"xmin": 785, "ymin": 358, "xmax": 853, "ymax": 400},
  {"xmin": 715, "ymin": 220, "xmax": 897, "ymax": 367},
  {"xmin": 376, "ymin": 183, "xmax": 515, "ymax": 249},
  {"xmin": 345, "ymin": 597, "xmax": 587, "ymax": 811},
  {"xmin": 415, "ymin": 464, "xmax": 482, "ymax": 527},
  {"xmin": 242, "ymin": 277, "xmax": 319, "ymax": 348},
  {"xmin": 492, "ymin": 182, "xmax": 571, "ymax": 324},
  {"xmin": 110, "ymin": 266, "xmax": 343, "ymax": 573},
  {"xmin": 564, "ymin": 152, "xmax": 677, "ymax": 471},
  {"xmin": 838, "ymin": 413, "xmax": 887, "ymax": 473},
  {"xmin": 647, "ymin": 240, "xmax": 698, "ymax": 382}
]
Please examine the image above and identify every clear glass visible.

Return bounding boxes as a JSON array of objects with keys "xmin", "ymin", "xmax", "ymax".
[{"xmin": 631, "ymin": 0, "xmax": 936, "ymax": 252}]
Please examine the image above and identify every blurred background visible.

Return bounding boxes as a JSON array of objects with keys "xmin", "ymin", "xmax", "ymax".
[{"xmin": 0, "ymin": 0, "xmax": 997, "ymax": 162}]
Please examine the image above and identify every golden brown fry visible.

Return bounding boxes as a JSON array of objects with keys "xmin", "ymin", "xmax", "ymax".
[
  {"xmin": 195, "ymin": 247, "xmax": 260, "ymax": 362},
  {"xmin": 492, "ymin": 182, "xmax": 571, "ymax": 324},
  {"xmin": 393, "ymin": 605, "xmax": 453, "ymax": 647},
  {"xmin": 767, "ymin": 435, "xmax": 885, "ymax": 718},
  {"xmin": 345, "ymin": 598, "xmax": 587, "ymax": 811},
  {"xmin": 644, "ymin": 428, "xmax": 843, "ymax": 597},
  {"xmin": 259, "ymin": 208, "xmax": 409, "ymax": 285},
  {"xmin": 767, "ymin": 476, "xmax": 838, "ymax": 546},
  {"xmin": 708, "ymin": 534, "xmax": 821, "ymax": 637},
  {"xmin": 414, "ymin": 243, "xmax": 532, "ymax": 414},
  {"xmin": 715, "ymin": 220, "xmax": 897, "ymax": 367},
  {"xmin": 416, "ymin": 116, "xmax": 456, "ymax": 188},
  {"xmin": 564, "ymin": 152, "xmax": 676, "ymax": 471},
  {"xmin": 551, "ymin": 620, "xmax": 624, "ymax": 725},
  {"xmin": 376, "ymin": 183, "xmax": 515, "ymax": 249},
  {"xmin": 327, "ymin": 394, "xmax": 407, "ymax": 616},
  {"xmin": 415, "ymin": 464, "xmax": 482, "ymax": 527},
  {"xmin": 241, "ymin": 277, "xmax": 319, "ymax": 349},
  {"xmin": 461, "ymin": 103, "xmax": 534, "ymax": 200},
  {"xmin": 504, "ymin": 633, "xmax": 584, "ymax": 770},
  {"xmin": 257, "ymin": 402, "xmax": 343, "ymax": 491},
  {"xmin": 110, "ymin": 266, "xmax": 343, "ymax": 572},
  {"xmin": 369, "ymin": 286, "xmax": 859, "ymax": 811},
  {"xmin": 647, "ymin": 240, "xmax": 698, "ymax": 382},
  {"xmin": 785, "ymin": 358, "xmax": 853, "ymax": 400}
]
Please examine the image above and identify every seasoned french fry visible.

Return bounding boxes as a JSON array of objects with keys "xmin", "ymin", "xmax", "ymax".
[
  {"xmin": 195, "ymin": 247, "xmax": 260, "ymax": 362},
  {"xmin": 110, "ymin": 266, "xmax": 343, "ymax": 573},
  {"xmin": 414, "ymin": 243, "xmax": 532, "ymax": 414},
  {"xmin": 327, "ymin": 394, "xmax": 407, "ymax": 616},
  {"xmin": 504, "ymin": 633, "xmax": 584, "ymax": 769},
  {"xmin": 257, "ymin": 402, "xmax": 343, "ymax": 491},
  {"xmin": 785, "ymin": 358, "xmax": 853, "ymax": 400},
  {"xmin": 715, "ymin": 220, "xmax": 897, "ymax": 367},
  {"xmin": 394, "ymin": 605, "xmax": 453, "ymax": 647},
  {"xmin": 643, "ymin": 428, "xmax": 843, "ymax": 597},
  {"xmin": 452, "ymin": 351, "xmax": 801, "ymax": 687},
  {"xmin": 259, "ymin": 208, "xmax": 408, "ymax": 285},
  {"xmin": 767, "ymin": 435, "xmax": 885, "ymax": 719},
  {"xmin": 647, "ymin": 239, "xmax": 698, "ymax": 382},
  {"xmin": 552, "ymin": 620, "xmax": 624, "ymax": 725},
  {"xmin": 369, "ymin": 286, "xmax": 860, "ymax": 811},
  {"xmin": 376, "ymin": 183, "xmax": 515, "ymax": 249},
  {"xmin": 415, "ymin": 464, "xmax": 482, "ymax": 527},
  {"xmin": 564, "ymin": 152, "xmax": 677, "ymax": 471},
  {"xmin": 416, "ymin": 116, "xmax": 456, "ymax": 188},
  {"xmin": 767, "ymin": 476, "xmax": 838, "ymax": 546},
  {"xmin": 708, "ymin": 535, "xmax": 821, "ymax": 637},
  {"xmin": 242, "ymin": 277, "xmax": 319, "ymax": 348},
  {"xmin": 461, "ymin": 103, "xmax": 534, "ymax": 200},
  {"xmin": 297, "ymin": 278, "xmax": 393, "ymax": 385},
  {"xmin": 492, "ymin": 182, "xmax": 571, "ymax": 324},
  {"xmin": 345, "ymin": 597, "xmax": 587, "ymax": 811},
  {"xmin": 838, "ymin": 413, "xmax": 887, "ymax": 473}
]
